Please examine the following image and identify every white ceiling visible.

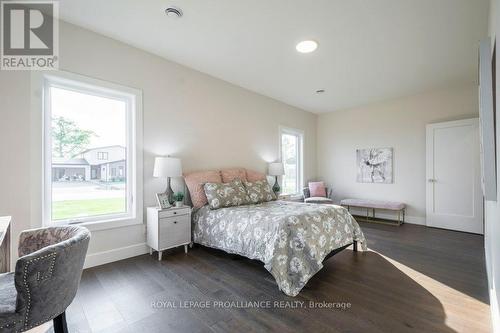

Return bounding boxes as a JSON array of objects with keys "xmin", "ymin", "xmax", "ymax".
[{"xmin": 58, "ymin": 0, "xmax": 489, "ymax": 113}]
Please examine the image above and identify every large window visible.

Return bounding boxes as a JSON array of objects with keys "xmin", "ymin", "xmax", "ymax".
[
  {"xmin": 280, "ymin": 127, "xmax": 304, "ymax": 195},
  {"xmin": 43, "ymin": 74, "xmax": 141, "ymax": 225}
]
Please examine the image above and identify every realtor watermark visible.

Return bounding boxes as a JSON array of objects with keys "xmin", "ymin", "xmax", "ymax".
[
  {"xmin": 151, "ymin": 300, "xmax": 352, "ymax": 311},
  {"xmin": 1, "ymin": 0, "xmax": 59, "ymax": 70}
]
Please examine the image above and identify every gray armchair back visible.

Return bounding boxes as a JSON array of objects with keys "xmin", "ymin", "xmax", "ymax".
[{"xmin": 0, "ymin": 226, "xmax": 90, "ymax": 332}]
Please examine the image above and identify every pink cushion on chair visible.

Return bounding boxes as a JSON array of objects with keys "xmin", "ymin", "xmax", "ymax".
[
  {"xmin": 184, "ymin": 170, "xmax": 222, "ymax": 208},
  {"xmin": 221, "ymin": 168, "xmax": 247, "ymax": 183},
  {"xmin": 309, "ymin": 182, "xmax": 327, "ymax": 197}
]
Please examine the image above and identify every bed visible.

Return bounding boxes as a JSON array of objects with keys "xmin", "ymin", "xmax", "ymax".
[{"xmin": 192, "ymin": 200, "xmax": 366, "ymax": 296}]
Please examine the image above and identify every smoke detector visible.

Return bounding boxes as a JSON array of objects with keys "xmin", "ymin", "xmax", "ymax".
[{"xmin": 165, "ymin": 7, "xmax": 183, "ymax": 18}]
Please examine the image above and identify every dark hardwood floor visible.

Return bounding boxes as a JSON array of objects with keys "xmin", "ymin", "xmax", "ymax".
[{"xmin": 51, "ymin": 222, "xmax": 490, "ymax": 333}]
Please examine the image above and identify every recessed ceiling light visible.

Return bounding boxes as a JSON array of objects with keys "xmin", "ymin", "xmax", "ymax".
[
  {"xmin": 165, "ymin": 6, "xmax": 183, "ymax": 18},
  {"xmin": 316, "ymin": 89, "xmax": 325, "ymax": 94},
  {"xmin": 296, "ymin": 40, "xmax": 318, "ymax": 53}
]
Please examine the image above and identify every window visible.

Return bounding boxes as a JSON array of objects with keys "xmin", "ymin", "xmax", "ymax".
[
  {"xmin": 97, "ymin": 152, "xmax": 108, "ymax": 160},
  {"xmin": 43, "ymin": 73, "xmax": 142, "ymax": 225},
  {"xmin": 280, "ymin": 127, "xmax": 303, "ymax": 195}
]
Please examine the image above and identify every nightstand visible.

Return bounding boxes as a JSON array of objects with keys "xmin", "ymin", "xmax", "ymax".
[{"xmin": 146, "ymin": 206, "xmax": 192, "ymax": 261}]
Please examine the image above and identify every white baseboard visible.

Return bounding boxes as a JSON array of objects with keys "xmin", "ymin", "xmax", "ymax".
[
  {"xmin": 84, "ymin": 242, "xmax": 148, "ymax": 269},
  {"xmin": 347, "ymin": 207, "xmax": 426, "ymax": 226},
  {"xmin": 490, "ymin": 287, "xmax": 500, "ymax": 333}
]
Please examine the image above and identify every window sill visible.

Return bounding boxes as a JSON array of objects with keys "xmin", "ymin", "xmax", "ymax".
[
  {"xmin": 79, "ymin": 218, "xmax": 144, "ymax": 232},
  {"xmin": 50, "ymin": 216, "xmax": 144, "ymax": 232},
  {"xmin": 279, "ymin": 194, "xmax": 304, "ymax": 202}
]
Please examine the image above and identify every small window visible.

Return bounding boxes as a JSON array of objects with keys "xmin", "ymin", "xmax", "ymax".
[
  {"xmin": 43, "ymin": 74, "xmax": 141, "ymax": 225},
  {"xmin": 280, "ymin": 127, "xmax": 304, "ymax": 195},
  {"xmin": 97, "ymin": 152, "xmax": 109, "ymax": 160}
]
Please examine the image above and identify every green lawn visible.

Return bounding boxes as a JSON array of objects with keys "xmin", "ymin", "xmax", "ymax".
[{"xmin": 53, "ymin": 198, "xmax": 126, "ymax": 220}]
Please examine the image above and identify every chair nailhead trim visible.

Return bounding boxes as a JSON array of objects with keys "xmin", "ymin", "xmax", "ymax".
[
  {"xmin": 36, "ymin": 255, "xmax": 56, "ymax": 282},
  {"xmin": 12, "ymin": 234, "xmax": 90, "ymax": 331},
  {"xmin": 22, "ymin": 252, "xmax": 57, "ymax": 329},
  {"xmin": 0, "ymin": 320, "xmax": 22, "ymax": 329}
]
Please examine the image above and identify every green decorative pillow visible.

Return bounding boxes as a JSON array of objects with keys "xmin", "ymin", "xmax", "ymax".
[
  {"xmin": 244, "ymin": 179, "xmax": 276, "ymax": 204},
  {"xmin": 203, "ymin": 179, "xmax": 250, "ymax": 209}
]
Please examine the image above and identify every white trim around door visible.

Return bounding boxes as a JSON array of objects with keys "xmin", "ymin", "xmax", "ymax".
[{"xmin": 426, "ymin": 118, "xmax": 483, "ymax": 234}]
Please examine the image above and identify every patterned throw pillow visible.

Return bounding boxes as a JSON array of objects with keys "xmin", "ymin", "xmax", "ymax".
[
  {"xmin": 184, "ymin": 170, "xmax": 222, "ymax": 208},
  {"xmin": 204, "ymin": 179, "xmax": 250, "ymax": 210},
  {"xmin": 244, "ymin": 179, "xmax": 276, "ymax": 204},
  {"xmin": 246, "ymin": 169, "xmax": 266, "ymax": 182},
  {"xmin": 221, "ymin": 168, "xmax": 247, "ymax": 183}
]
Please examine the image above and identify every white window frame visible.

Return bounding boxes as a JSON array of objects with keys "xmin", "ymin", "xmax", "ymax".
[
  {"xmin": 42, "ymin": 72, "xmax": 143, "ymax": 229},
  {"xmin": 279, "ymin": 126, "xmax": 304, "ymax": 196},
  {"xmin": 97, "ymin": 152, "xmax": 108, "ymax": 160}
]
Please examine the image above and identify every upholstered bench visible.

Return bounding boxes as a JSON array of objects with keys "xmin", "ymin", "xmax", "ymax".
[{"xmin": 340, "ymin": 199, "xmax": 406, "ymax": 225}]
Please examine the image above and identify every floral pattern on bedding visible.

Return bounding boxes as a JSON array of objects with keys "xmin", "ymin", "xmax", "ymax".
[
  {"xmin": 204, "ymin": 180, "xmax": 250, "ymax": 209},
  {"xmin": 244, "ymin": 179, "xmax": 276, "ymax": 203},
  {"xmin": 192, "ymin": 201, "xmax": 367, "ymax": 296}
]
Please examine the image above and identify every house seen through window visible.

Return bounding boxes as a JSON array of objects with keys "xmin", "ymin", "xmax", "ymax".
[{"xmin": 45, "ymin": 78, "xmax": 133, "ymax": 223}]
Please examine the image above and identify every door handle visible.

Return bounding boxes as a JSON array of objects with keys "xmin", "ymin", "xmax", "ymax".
[{"xmin": 428, "ymin": 179, "xmax": 437, "ymax": 183}]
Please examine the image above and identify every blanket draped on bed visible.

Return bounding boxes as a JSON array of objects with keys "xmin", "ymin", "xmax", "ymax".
[{"xmin": 192, "ymin": 201, "xmax": 367, "ymax": 296}]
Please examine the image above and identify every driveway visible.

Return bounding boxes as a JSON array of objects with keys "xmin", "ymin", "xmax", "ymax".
[{"xmin": 52, "ymin": 181, "xmax": 125, "ymax": 201}]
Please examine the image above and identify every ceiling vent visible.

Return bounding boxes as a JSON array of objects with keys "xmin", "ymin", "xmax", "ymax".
[{"xmin": 165, "ymin": 7, "xmax": 183, "ymax": 18}]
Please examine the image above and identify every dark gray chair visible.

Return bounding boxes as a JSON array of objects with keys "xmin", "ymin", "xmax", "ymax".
[
  {"xmin": 0, "ymin": 226, "xmax": 90, "ymax": 333},
  {"xmin": 303, "ymin": 186, "xmax": 334, "ymax": 204}
]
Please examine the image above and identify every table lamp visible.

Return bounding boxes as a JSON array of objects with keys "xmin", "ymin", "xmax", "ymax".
[
  {"xmin": 153, "ymin": 156, "xmax": 182, "ymax": 204},
  {"xmin": 268, "ymin": 162, "xmax": 285, "ymax": 194}
]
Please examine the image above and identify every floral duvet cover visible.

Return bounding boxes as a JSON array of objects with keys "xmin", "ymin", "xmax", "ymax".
[{"xmin": 192, "ymin": 201, "xmax": 367, "ymax": 296}]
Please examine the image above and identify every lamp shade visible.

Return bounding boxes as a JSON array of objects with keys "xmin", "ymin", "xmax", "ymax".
[
  {"xmin": 153, "ymin": 157, "xmax": 182, "ymax": 178},
  {"xmin": 268, "ymin": 162, "xmax": 285, "ymax": 176}
]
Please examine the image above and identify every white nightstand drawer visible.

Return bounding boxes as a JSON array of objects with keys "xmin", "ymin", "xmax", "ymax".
[
  {"xmin": 158, "ymin": 208, "xmax": 189, "ymax": 219},
  {"xmin": 159, "ymin": 215, "xmax": 191, "ymax": 249}
]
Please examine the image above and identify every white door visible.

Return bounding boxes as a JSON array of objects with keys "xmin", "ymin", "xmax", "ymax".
[{"xmin": 426, "ymin": 118, "xmax": 483, "ymax": 234}]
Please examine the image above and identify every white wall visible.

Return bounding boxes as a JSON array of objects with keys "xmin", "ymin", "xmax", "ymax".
[
  {"xmin": 486, "ymin": 0, "xmax": 500, "ymax": 331},
  {"xmin": 0, "ymin": 21, "xmax": 317, "ymax": 267},
  {"xmin": 317, "ymin": 84, "xmax": 479, "ymax": 224}
]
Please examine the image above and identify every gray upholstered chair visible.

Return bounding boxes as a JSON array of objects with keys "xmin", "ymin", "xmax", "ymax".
[
  {"xmin": 0, "ymin": 226, "xmax": 90, "ymax": 333},
  {"xmin": 303, "ymin": 186, "xmax": 334, "ymax": 204}
]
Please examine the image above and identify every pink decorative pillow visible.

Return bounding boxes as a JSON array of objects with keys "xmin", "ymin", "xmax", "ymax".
[
  {"xmin": 221, "ymin": 168, "xmax": 247, "ymax": 183},
  {"xmin": 184, "ymin": 170, "xmax": 222, "ymax": 208},
  {"xmin": 309, "ymin": 182, "xmax": 327, "ymax": 197},
  {"xmin": 246, "ymin": 169, "xmax": 266, "ymax": 182}
]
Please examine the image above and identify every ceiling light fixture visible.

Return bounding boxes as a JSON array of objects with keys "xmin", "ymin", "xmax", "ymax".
[
  {"xmin": 296, "ymin": 40, "xmax": 318, "ymax": 53},
  {"xmin": 165, "ymin": 6, "xmax": 183, "ymax": 18}
]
